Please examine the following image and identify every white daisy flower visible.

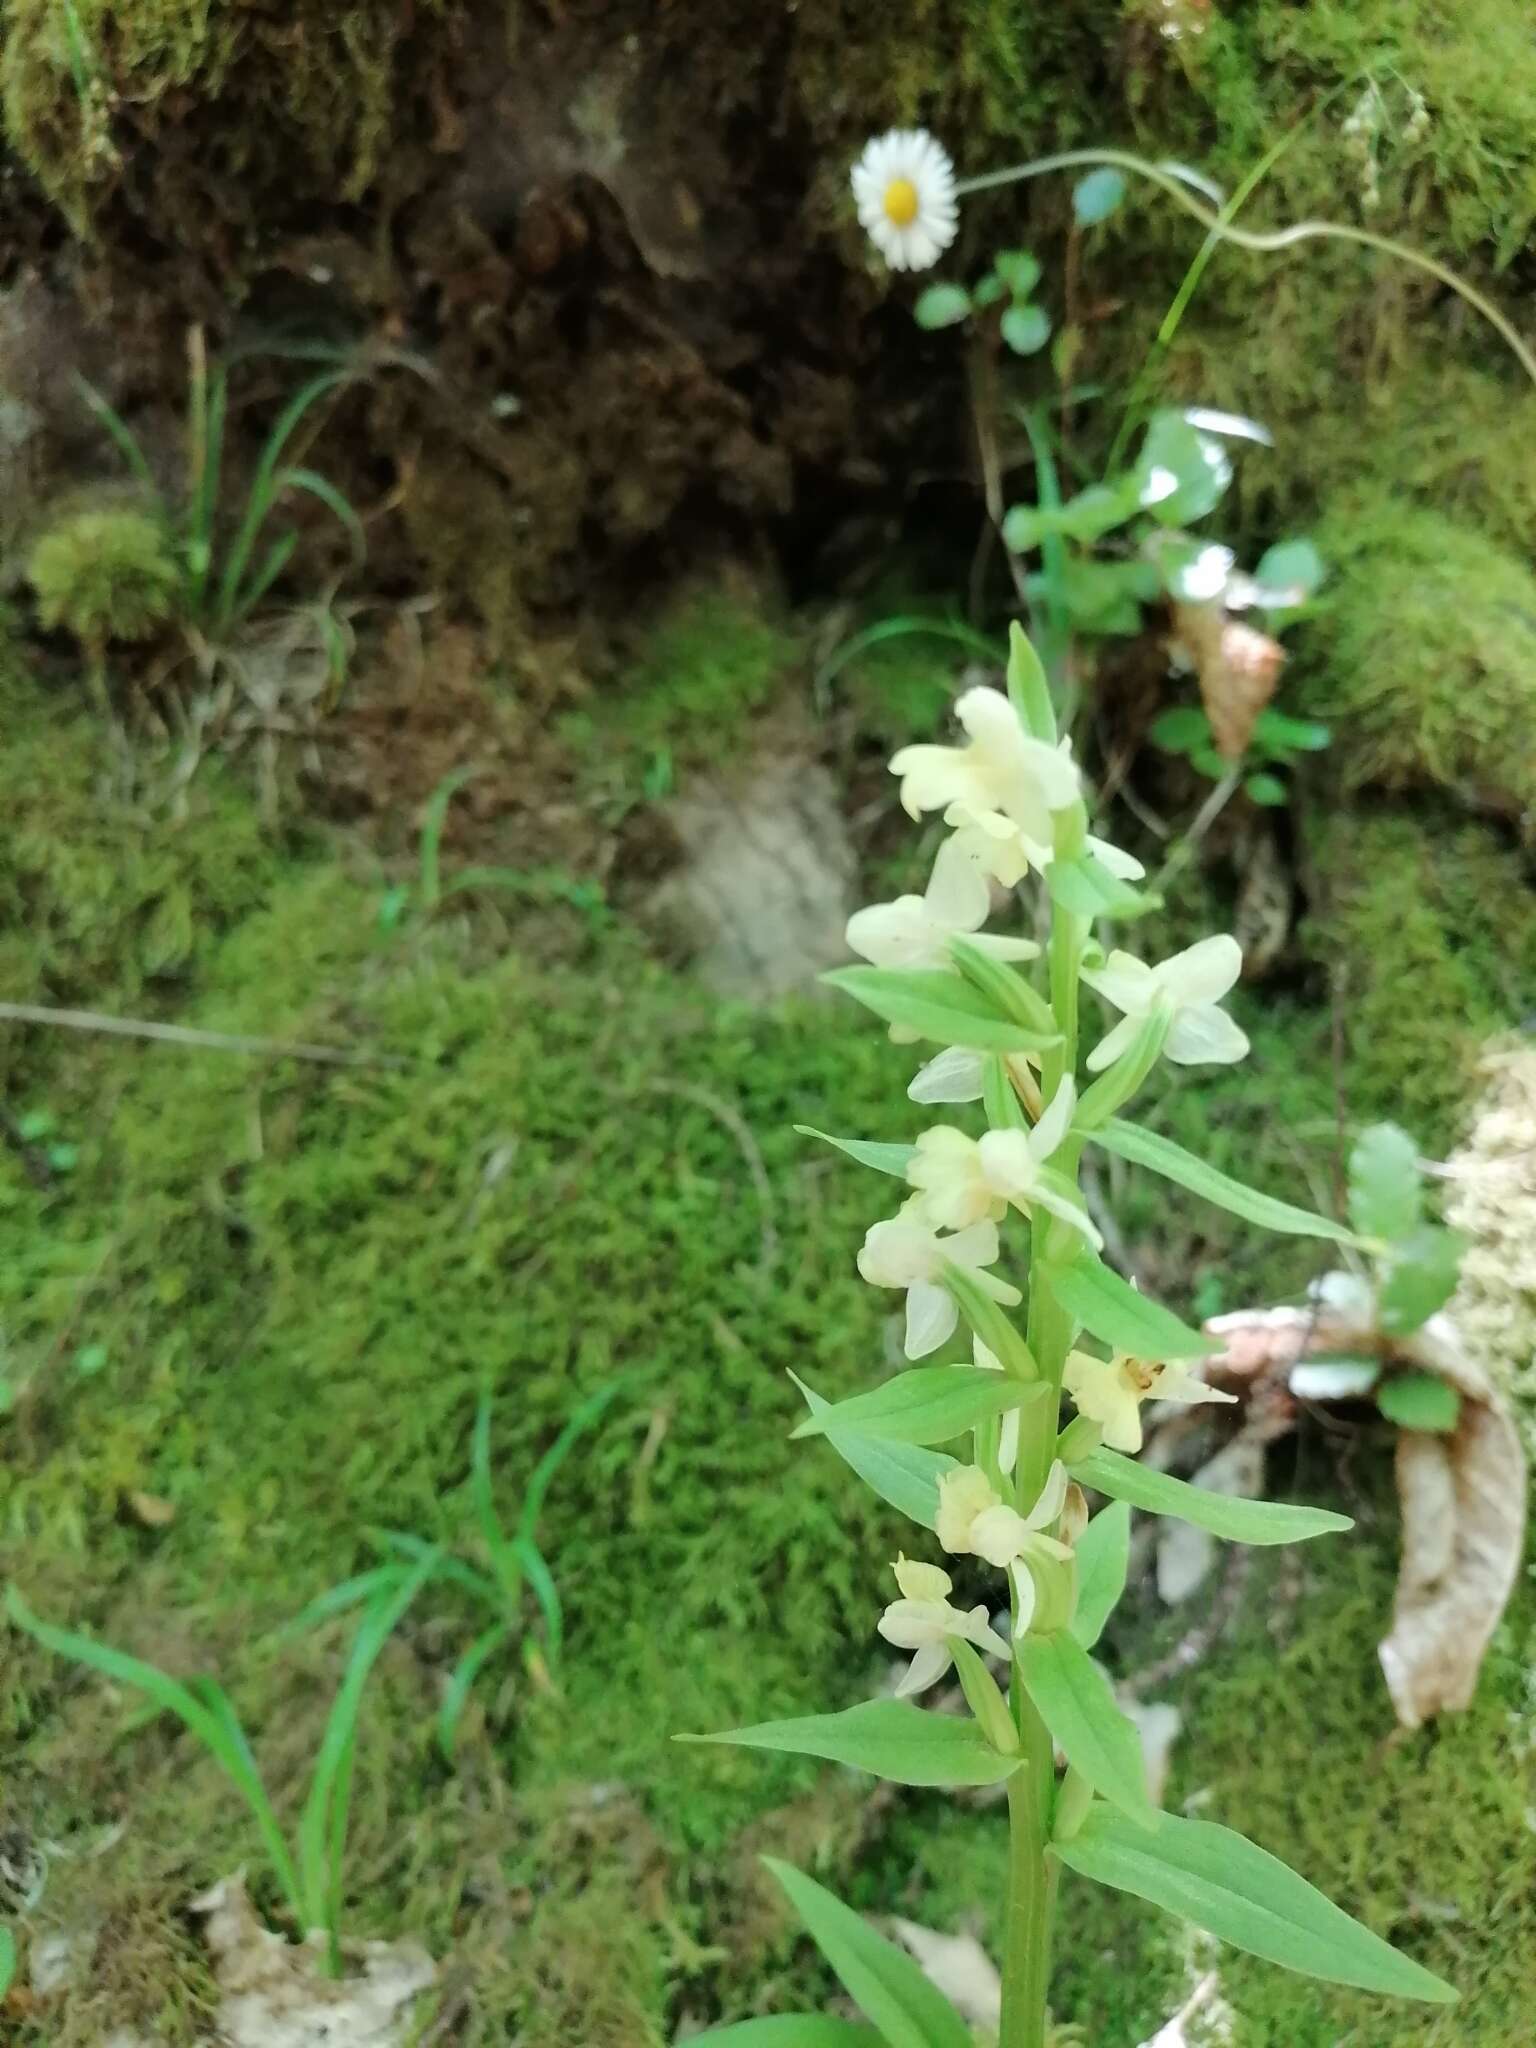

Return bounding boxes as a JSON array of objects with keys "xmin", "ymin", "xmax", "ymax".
[
  {"xmin": 877, "ymin": 1554, "xmax": 1010, "ymax": 1697},
  {"xmin": 856, "ymin": 1212, "xmax": 1021, "ymax": 1359},
  {"xmin": 1080, "ymin": 933, "xmax": 1249, "ymax": 1073},
  {"xmin": 850, "ymin": 128, "xmax": 959, "ymax": 272},
  {"xmin": 1062, "ymin": 1348, "xmax": 1237, "ymax": 1455}
]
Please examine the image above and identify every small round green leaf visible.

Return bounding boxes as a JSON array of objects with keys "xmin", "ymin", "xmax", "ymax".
[
  {"xmin": 913, "ymin": 283, "xmax": 972, "ymax": 331},
  {"xmin": 1073, "ymin": 167, "xmax": 1127, "ymax": 225},
  {"xmin": 1148, "ymin": 706, "xmax": 1212, "ymax": 754},
  {"xmin": 1001, "ymin": 303, "xmax": 1052, "ymax": 356},
  {"xmin": 1377, "ymin": 1371, "xmax": 1462, "ymax": 1434},
  {"xmin": 1245, "ymin": 772, "xmax": 1288, "ymax": 807}
]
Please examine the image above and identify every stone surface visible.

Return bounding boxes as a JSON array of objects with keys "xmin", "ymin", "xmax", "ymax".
[{"xmin": 646, "ymin": 754, "xmax": 857, "ymax": 1001}]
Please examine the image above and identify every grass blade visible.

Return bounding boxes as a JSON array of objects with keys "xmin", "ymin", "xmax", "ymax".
[
  {"xmin": 6, "ymin": 1589, "xmax": 300, "ymax": 1918},
  {"xmin": 436, "ymin": 1621, "xmax": 512, "ymax": 1760},
  {"xmin": 469, "ymin": 1388, "xmax": 523, "ymax": 1603},
  {"xmin": 188, "ymin": 368, "xmax": 228, "ymax": 609},
  {"xmin": 215, "ymin": 370, "xmax": 346, "ymax": 628},
  {"xmin": 515, "ymin": 1377, "xmax": 625, "ymax": 1544},
  {"xmin": 74, "ymin": 375, "xmax": 157, "ymax": 495},
  {"xmin": 279, "ymin": 1565, "xmax": 407, "ymax": 1638},
  {"xmin": 233, "ymin": 529, "xmax": 300, "ymax": 618},
  {"xmin": 276, "ymin": 468, "xmax": 366, "ymax": 570},
  {"xmin": 514, "ymin": 1536, "xmax": 562, "ymax": 1665},
  {"xmin": 367, "ymin": 1529, "xmax": 500, "ymax": 1608},
  {"xmin": 297, "ymin": 1551, "xmax": 436, "ymax": 1958},
  {"xmin": 418, "ymin": 768, "xmax": 477, "ymax": 911}
]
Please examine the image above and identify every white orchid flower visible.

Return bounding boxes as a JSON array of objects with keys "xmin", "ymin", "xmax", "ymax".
[
  {"xmin": 876, "ymin": 1555, "xmax": 1010, "ymax": 1696},
  {"xmin": 850, "ymin": 129, "xmax": 959, "ymax": 273},
  {"xmin": 904, "ymin": 1079, "xmax": 1100, "ymax": 1248},
  {"xmin": 890, "ymin": 687, "xmax": 1082, "ymax": 846},
  {"xmin": 845, "ymin": 834, "xmax": 1040, "ymax": 974},
  {"xmin": 953, "ymin": 815, "xmax": 1146, "ymax": 899},
  {"xmin": 1062, "ymin": 1348, "xmax": 1237, "ymax": 1454},
  {"xmin": 1081, "ymin": 933, "xmax": 1249, "ymax": 1073},
  {"xmin": 856, "ymin": 1213, "xmax": 1021, "ymax": 1359},
  {"xmin": 936, "ymin": 1462, "xmax": 1074, "ymax": 1636}
]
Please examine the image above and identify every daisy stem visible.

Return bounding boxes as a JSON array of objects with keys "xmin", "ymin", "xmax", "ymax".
[{"xmin": 952, "ymin": 147, "xmax": 1536, "ymax": 393}]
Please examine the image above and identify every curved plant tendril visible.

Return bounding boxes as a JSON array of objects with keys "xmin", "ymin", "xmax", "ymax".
[{"xmin": 956, "ymin": 148, "xmax": 1536, "ymax": 395}]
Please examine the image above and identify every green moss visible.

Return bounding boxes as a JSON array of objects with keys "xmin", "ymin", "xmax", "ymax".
[
  {"xmin": 0, "ymin": 0, "xmax": 444, "ymax": 233},
  {"xmin": 0, "ymin": 677, "xmax": 284, "ymax": 1024},
  {"xmin": 1301, "ymin": 805, "xmax": 1536, "ymax": 1151},
  {"xmin": 1296, "ymin": 496, "xmax": 1536, "ymax": 815},
  {"xmin": 28, "ymin": 504, "xmax": 181, "ymax": 649},
  {"xmin": 567, "ymin": 576, "xmax": 797, "ymax": 766}
]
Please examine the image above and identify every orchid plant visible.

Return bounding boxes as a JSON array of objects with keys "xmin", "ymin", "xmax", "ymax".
[{"xmin": 679, "ymin": 628, "xmax": 1455, "ymax": 2042}]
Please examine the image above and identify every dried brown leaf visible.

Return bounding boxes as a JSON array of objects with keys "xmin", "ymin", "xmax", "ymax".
[
  {"xmin": 191, "ymin": 1874, "xmax": 434, "ymax": 2048},
  {"xmin": 1202, "ymin": 1301, "xmax": 1528, "ymax": 1727},
  {"xmin": 1172, "ymin": 601, "xmax": 1286, "ymax": 759}
]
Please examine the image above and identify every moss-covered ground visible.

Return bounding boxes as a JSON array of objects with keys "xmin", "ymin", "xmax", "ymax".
[{"xmin": 2, "ymin": 616, "xmax": 1534, "ymax": 2045}]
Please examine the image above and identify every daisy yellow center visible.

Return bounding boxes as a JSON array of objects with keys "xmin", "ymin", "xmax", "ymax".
[{"xmin": 883, "ymin": 177, "xmax": 920, "ymax": 227}]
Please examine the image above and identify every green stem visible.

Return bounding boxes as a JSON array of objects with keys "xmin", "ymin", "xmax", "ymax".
[
  {"xmin": 1000, "ymin": 887, "xmax": 1087, "ymax": 2046},
  {"xmin": 955, "ymin": 148, "xmax": 1536, "ymax": 394},
  {"xmin": 1000, "ymin": 1711, "xmax": 1055, "ymax": 2048}
]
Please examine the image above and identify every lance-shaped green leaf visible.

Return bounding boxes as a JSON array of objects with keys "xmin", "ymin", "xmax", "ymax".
[
  {"xmin": 792, "ymin": 1369, "xmax": 1047, "ymax": 1447},
  {"xmin": 795, "ymin": 1126, "xmax": 915, "ymax": 1179},
  {"xmin": 1044, "ymin": 1251, "xmax": 1210, "ymax": 1360},
  {"xmin": 1094, "ymin": 1119, "xmax": 1361, "ymax": 1245},
  {"xmin": 763, "ymin": 1859, "xmax": 974, "ymax": 2048},
  {"xmin": 788, "ymin": 1373, "xmax": 955, "ymax": 1528},
  {"xmin": 1073, "ymin": 1448, "xmax": 1351, "ymax": 1544},
  {"xmin": 948, "ymin": 938, "xmax": 1057, "ymax": 1037},
  {"xmin": 942, "ymin": 1263, "xmax": 1037, "ymax": 1379},
  {"xmin": 822, "ymin": 966, "xmax": 1062, "ymax": 1055},
  {"xmin": 1016, "ymin": 1631, "xmax": 1154, "ymax": 1827},
  {"xmin": 1071, "ymin": 1499, "xmax": 1130, "ymax": 1649},
  {"xmin": 686, "ymin": 2020, "xmax": 883, "ymax": 2046},
  {"xmin": 680, "ymin": 1699, "xmax": 1019, "ymax": 1788},
  {"xmin": 1006, "ymin": 619, "xmax": 1056, "ymax": 740},
  {"xmin": 1053, "ymin": 1806, "xmax": 1456, "ymax": 2003}
]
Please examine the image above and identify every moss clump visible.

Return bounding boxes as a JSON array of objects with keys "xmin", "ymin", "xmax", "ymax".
[
  {"xmin": 1302, "ymin": 805, "xmax": 1536, "ymax": 1151},
  {"xmin": 564, "ymin": 574, "xmax": 797, "ymax": 768},
  {"xmin": 0, "ymin": 675, "xmax": 283, "ymax": 1032},
  {"xmin": 0, "ymin": 0, "xmax": 447, "ymax": 233},
  {"xmin": 1298, "ymin": 495, "xmax": 1536, "ymax": 817},
  {"xmin": 28, "ymin": 505, "xmax": 181, "ymax": 650}
]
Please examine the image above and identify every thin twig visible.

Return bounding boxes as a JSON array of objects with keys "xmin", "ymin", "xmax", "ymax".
[
  {"xmin": 0, "ymin": 1003, "xmax": 406, "ymax": 1069},
  {"xmin": 1146, "ymin": 765, "xmax": 1243, "ymax": 900}
]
